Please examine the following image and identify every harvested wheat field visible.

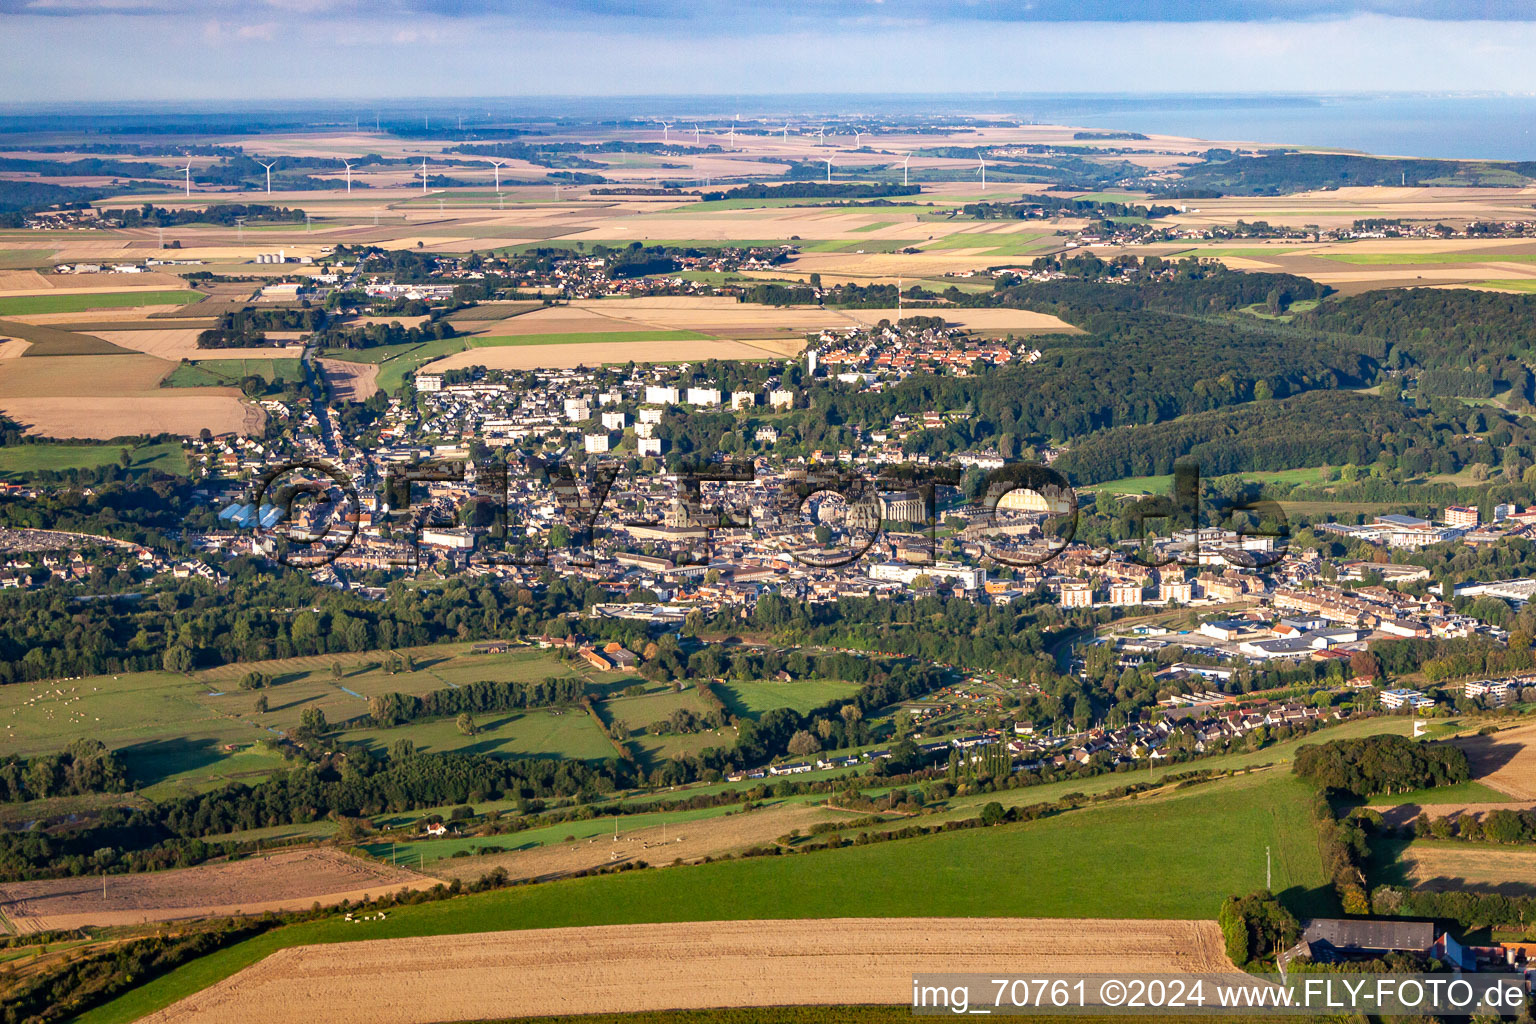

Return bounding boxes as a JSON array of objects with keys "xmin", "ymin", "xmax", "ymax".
[
  {"xmin": 319, "ymin": 357, "xmax": 379, "ymax": 401},
  {"xmin": 1370, "ymin": 800, "xmax": 1536, "ymax": 830},
  {"xmin": 87, "ymin": 329, "xmax": 303, "ymax": 361},
  {"xmin": 0, "ymin": 269, "xmax": 188, "ymax": 294},
  {"xmin": 0, "ymin": 849, "xmax": 443, "ymax": 934},
  {"xmin": 145, "ymin": 916, "xmax": 1233, "ymax": 1024},
  {"xmin": 0, "ymin": 395, "xmax": 259, "ymax": 438},
  {"xmin": 433, "ymin": 802, "xmax": 849, "ymax": 884},
  {"xmin": 0, "ymin": 351, "xmax": 262, "ymax": 437},
  {"xmin": 1395, "ymin": 841, "xmax": 1536, "ymax": 894},
  {"xmin": 1454, "ymin": 722, "xmax": 1536, "ymax": 799},
  {"xmin": 422, "ymin": 338, "xmax": 790, "ymax": 373}
]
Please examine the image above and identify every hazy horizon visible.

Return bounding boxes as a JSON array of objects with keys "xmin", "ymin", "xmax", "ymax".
[{"xmin": 6, "ymin": 2, "xmax": 1536, "ymax": 102}]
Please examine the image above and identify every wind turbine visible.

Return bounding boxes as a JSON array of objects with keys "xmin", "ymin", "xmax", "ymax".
[
  {"xmin": 488, "ymin": 158, "xmax": 503, "ymax": 193},
  {"xmin": 258, "ymin": 160, "xmax": 275, "ymax": 195},
  {"xmin": 903, "ymin": 153, "xmax": 911, "ymax": 187},
  {"xmin": 781, "ymin": 122, "xmax": 790, "ymax": 140},
  {"xmin": 853, "ymin": 128, "xmax": 864, "ymax": 148},
  {"xmin": 727, "ymin": 124, "xmax": 736, "ymax": 151},
  {"xmin": 692, "ymin": 124, "xmax": 701, "ymax": 145},
  {"xmin": 815, "ymin": 125, "xmax": 826, "ymax": 148},
  {"xmin": 824, "ymin": 155, "xmax": 834, "ymax": 184},
  {"xmin": 657, "ymin": 120, "xmax": 673, "ymax": 143},
  {"xmin": 342, "ymin": 160, "xmax": 353, "ymax": 193},
  {"xmin": 421, "ymin": 157, "xmax": 428, "ymax": 194},
  {"xmin": 977, "ymin": 155, "xmax": 986, "ymax": 191},
  {"xmin": 182, "ymin": 159, "xmax": 193, "ymax": 198}
]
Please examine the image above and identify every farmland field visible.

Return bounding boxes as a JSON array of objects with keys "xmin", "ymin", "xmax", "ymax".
[
  {"xmin": 716, "ymin": 679, "xmax": 862, "ymax": 717},
  {"xmin": 0, "ymin": 849, "xmax": 441, "ymax": 934},
  {"xmin": 467, "ymin": 329, "xmax": 710, "ymax": 347},
  {"xmin": 320, "ymin": 337, "xmax": 472, "ymax": 392},
  {"xmin": 162, "ymin": 358, "xmax": 304, "ymax": 388},
  {"xmin": 0, "ymin": 644, "xmax": 592, "ymax": 790},
  {"xmin": 342, "ymin": 707, "xmax": 617, "ymax": 761},
  {"xmin": 0, "ymin": 439, "xmax": 187, "ymax": 477},
  {"xmin": 1372, "ymin": 838, "xmax": 1536, "ymax": 896},
  {"xmin": 140, "ymin": 917, "xmax": 1233, "ymax": 1024},
  {"xmin": 1453, "ymin": 721, "xmax": 1536, "ymax": 798},
  {"xmin": 0, "ymin": 290, "xmax": 201, "ymax": 315},
  {"xmin": 420, "ymin": 338, "xmax": 793, "ymax": 373},
  {"xmin": 72, "ymin": 772, "xmax": 1293, "ymax": 1024}
]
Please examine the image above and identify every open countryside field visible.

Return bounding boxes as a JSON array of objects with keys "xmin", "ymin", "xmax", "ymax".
[
  {"xmin": 0, "ymin": 439, "xmax": 186, "ymax": 477},
  {"xmin": 421, "ymin": 800, "xmax": 846, "ymax": 883},
  {"xmin": 1375, "ymin": 839, "xmax": 1536, "ymax": 896},
  {"xmin": 420, "ymin": 337, "xmax": 793, "ymax": 373},
  {"xmin": 162, "ymin": 358, "xmax": 304, "ymax": 389},
  {"xmin": 90, "ymin": 329, "xmax": 304, "ymax": 362},
  {"xmin": 75, "ymin": 769, "xmax": 1292, "ymax": 1024},
  {"xmin": 0, "ymin": 290, "xmax": 201, "ymax": 315},
  {"xmin": 0, "ymin": 644, "xmax": 597, "ymax": 792},
  {"xmin": 1452, "ymin": 721, "xmax": 1536, "ymax": 799},
  {"xmin": 318, "ymin": 357, "xmax": 379, "ymax": 400},
  {"xmin": 344, "ymin": 707, "xmax": 617, "ymax": 761},
  {"xmin": 715, "ymin": 679, "xmax": 862, "ymax": 717},
  {"xmin": 0, "ymin": 349, "xmax": 260, "ymax": 438},
  {"xmin": 142, "ymin": 918, "xmax": 1233, "ymax": 1024},
  {"xmin": 0, "ymin": 849, "xmax": 443, "ymax": 934}
]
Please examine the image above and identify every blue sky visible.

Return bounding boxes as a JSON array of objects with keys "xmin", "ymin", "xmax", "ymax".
[{"xmin": 4, "ymin": 1, "xmax": 1536, "ymax": 102}]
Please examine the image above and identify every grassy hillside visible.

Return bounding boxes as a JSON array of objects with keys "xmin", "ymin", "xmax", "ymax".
[{"xmin": 70, "ymin": 769, "xmax": 1329, "ymax": 1024}]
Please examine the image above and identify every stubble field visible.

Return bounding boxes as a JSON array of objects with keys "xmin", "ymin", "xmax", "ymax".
[
  {"xmin": 0, "ymin": 849, "xmax": 442, "ymax": 933},
  {"xmin": 1453, "ymin": 722, "xmax": 1536, "ymax": 799},
  {"xmin": 142, "ymin": 917, "xmax": 1234, "ymax": 1024}
]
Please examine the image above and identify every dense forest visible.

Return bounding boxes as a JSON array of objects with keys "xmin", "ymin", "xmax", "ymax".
[
  {"xmin": 1293, "ymin": 733, "xmax": 1470, "ymax": 796},
  {"xmin": 1168, "ymin": 152, "xmax": 1536, "ymax": 194},
  {"xmin": 1053, "ymin": 392, "xmax": 1422, "ymax": 483}
]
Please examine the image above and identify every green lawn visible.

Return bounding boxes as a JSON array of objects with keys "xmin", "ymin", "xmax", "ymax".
[
  {"xmin": 343, "ymin": 707, "xmax": 617, "ymax": 761},
  {"xmin": 468, "ymin": 330, "xmax": 709, "ymax": 347},
  {"xmin": 715, "ymin": 679, "xmax": 862, "ymax": 718},
  {"xmin": 1362, "ymin": 779, "xmax": 1513, "ymax": 807},
  {"xmin": 0, "ymin": 644, "xmax": 588, "ymax": 790},
  {"xmin": 0, "ymin": 440, "xmax": 186, "ymax": 478},
  {"xmin": 71, "ymin": 769, "xmax": 1330, "ymax": 1024},
  {"xmin": 0, "ymin": 290, "xmax": 202, "ymax": 315},
  {"xmin": 161, "ymin": 358, "xmax": 304, "ymax": 389}
]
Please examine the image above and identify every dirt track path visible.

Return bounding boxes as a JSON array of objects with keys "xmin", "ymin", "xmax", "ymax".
[{"xmin": 145, "ymin": 917, "xmax": 1233, "ymax": 1024}]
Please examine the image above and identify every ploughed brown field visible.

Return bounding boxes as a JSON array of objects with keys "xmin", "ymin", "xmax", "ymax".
[
  {"xmin": 1454, "ymin": 722, "xmax": 1536, "ymax": 799},
  {"xmin": 0, "ymin": 849, "xmax": 442, "ymax": 934},
  {"xmin": 144, "ymin": 917, "xmax": 1234, "ymax": 1024}
]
